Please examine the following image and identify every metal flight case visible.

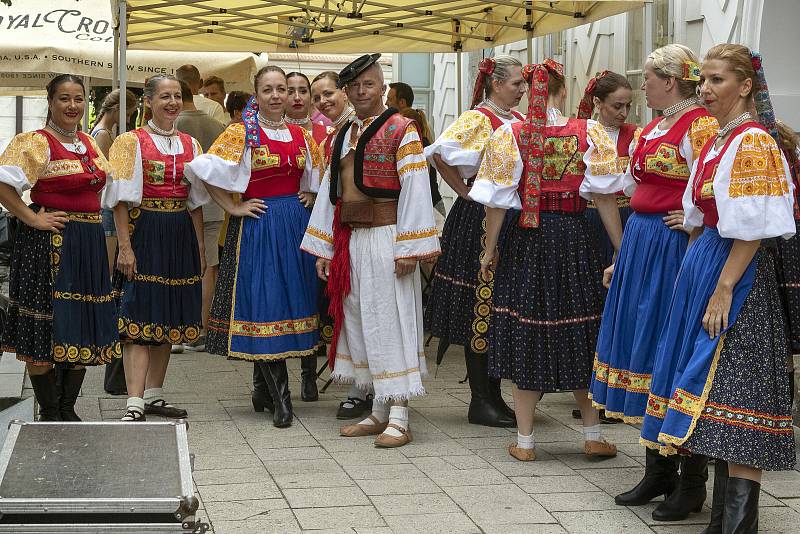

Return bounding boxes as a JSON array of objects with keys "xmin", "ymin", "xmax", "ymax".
[{"xmin": 0, "ymin": 420, "xmax": 208, "ymax": 533}]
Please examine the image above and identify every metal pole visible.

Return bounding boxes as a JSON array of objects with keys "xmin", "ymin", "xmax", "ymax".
[
  {"xmin": 119, "ymin": 1, "xmax": 128, "ymax": 134},
  {"xmin": 527, "ymin": 35, "xmax": 533, "ymax": 65},
  {"xmin": 643, "ymin": 1, "xmax": 654, "ymax": 122},
  {"xmin": 15, "ymin": 96, "xmax": 23, "ymax": 134},
  {"xmin": 456, "ymin": 51, "xmax": 463, "ymax": 114},
  {"xmin": 112, "ymin": 26, "xmax": 119, "ymax": 90}
]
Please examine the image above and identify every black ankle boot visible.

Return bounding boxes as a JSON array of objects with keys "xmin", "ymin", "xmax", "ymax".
[
  {"xmin": 702, "ymin": 460, "xmax": 728, "ymax": 534},
  {"xmin": 464, "ymin": 351, "xmax": 515, "ymax": 428},
  {"xmin": 252, "ymin": 363, "xmax": 274, "ymax": 413},
  {"xmin": 263, "ymin": 360, "xmax": 293, "ymax": 428},
  {"xmin": 488, "ymin": 376, "xmax": 515, "ymax": 419},
  {"xmin": 56, "ymin": 368, "xmax": 86, "ymax": 421},
  {"xmin": 615, "ymin": 447, "xmax": 679, "ymax": 505},
  {"xmin": 300, "ymin": 355, "xmax": 319, "ymax": 402},
  {"xmin": 652, "ymin": 453, "xmax": 708, "ymax": 521},
  {"xmin": 722, "ymin": 477, "xmax": 759, "ymax": 534},
  {"xmin": 30, "ymin": 370, "xmax": 61, "ymax": 421}
]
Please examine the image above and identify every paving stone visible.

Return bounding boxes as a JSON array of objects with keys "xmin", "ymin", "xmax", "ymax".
[
  {"xmin": 284, "ymin": 486, "xmax": 370, "ymax": 508},
  {"xmin": 492, "ymin": 459, "xmax": 577, "ymax": 477},
  {"xmin": 293, "ymin": 505, "xmax": 386, "ymax": 530},
  {"xmin": 356, "ymin": 476, "xmax": 442, "ymax": 496},
  {"xmin": 370, "ymin": 492, "xmax": 461, "ymax": 516},
  {"xmin": 382, "ymin": 512, "xmax": 481, "ymax": 534},
  {"xmin": 474, "ymin": 447, "xmax": 556, "ymax": 462},
  {"xmin": 481, "ymin": 525, "xmax": 567, "ymax": 534},
  {"xmin": 554, "ymin": 509, "xmax": 655, "ymax": 534},
  {"xmin": 344, "ymin": 463, "xmax": 427, "ymax": 480},
  {"xmin": 329, "ymin": 449, "xmax": 411, "ymax": 466},
  {"xmin": 263, "ymin": 458, "xmax": 344, "ymax": 475},
  {"xmin": 533, "ymin": 491, "xmax": 620, "ymax": 512},
  {"xmin": 758, "ymin": 505, "xmax": 800, "ymax": 533},
  {"xmin": 193, "ymin": 454, "xmax": 264, "ymax": 471},
  {"xmin": 444, "ymin": 484, "xmax": 555, "ymax": 526},
  {"xmin": 193, "ymin": 467, "xmax": 270, "ymax": 486},
  {"xmin": 510, "ymin": 475, "xmax": 600, "ymax": 494},
  {"xmin": 198, "ymin": 481, "xmax": 282, "ymax": 502},
  {"xmin": 273, "ymin": 471, "xmax": 355, "ymax": 489},
  {"xmin": 555, "ymin": 452, "xmax": 641, "ymax": 470},
  {"xmin": 579, "ymin": 467, "xmax": 646, "ymax": 496},
  {"xmin": 209, "ymin": 508, "xmax": 301, "ymax": 534},
  {"xmin": 425, "ymin": 467, "xmax": 511, "ymax": 487},
  {"xmin": 203, "ymin": 497, "xmax": 288, "ymax": 522},
  {"xmin": 254, "ymin": 446, "xmax": 332, "ymax": 461},
  {"xmin": 761, "ymin": 469, "xmax": 800, "ymax": 498}
]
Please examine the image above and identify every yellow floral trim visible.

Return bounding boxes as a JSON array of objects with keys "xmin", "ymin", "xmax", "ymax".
[
  {"xmin": 335, "ymin": 353, "xmax": 370, "ymax": 368},
  {"xmin": 471, "ymin": 215, "xmax": 492, "ymax": 354},
  {"xmin": 300, "ymin": 128, "xmax": 324, "ymax": 173},
  {"xmin": 728, "ymin": 130, "xmax": 789, "ymax": 198},
  {"xmin": 396, "ymin": 227, "xmax": 437, "ymax": 242},
  {"xmin": 396, "ymin": 140, "xmax": 424, "ymax": 162},
  {"xmin": 589, "ymin": 399, "xmax": 645, "ymax": 424},
  {"xmin": 64, "ymin": 211, "xmax": 102, "ymax": 223},
  {"xmin": 53, "ymin": 342, "xmax": 122, "ymax": 365},
  {"xmin": 0, "ymin": 131, "xmax": 49, "ymax": 186},
  {"xmin": 592, "ymin": 358, "xmax": 651, "ymax": 394},
  {"xmin": 108, "ymin": 132, "xmax": 139, "ymax": 181},
  {"xmin": 42, "ymin": 159, "xmax": 83, "ymax": 179},
  {"xmin": 587, "ymin": 196, "xmax": 630, "ymax": 209},
  {"xmin": 53, "ymin": 290, "xmax": 113, "ymax": 304},
  {"xmin": 227, "ymin": 343, "xmax": 322, "ymax": 362},
  {"xmin": 542, "ymin": 135, "xmax": 586, "ymax": 180},
  {"xmin": 118, "ymin": 316, "xmax": 200, "ymax": 344},
  {"xmin": 644, "ymin": 142, "xmax": 691, "ymax": 180},
  {"xmin": 230, "ymin": 315, "xmax": 319, "ymax": 338},
  {"xmin": 133, "ymin": 273, "xmax": 201, "ymax": 286},
  {"xmin": 84, "ymin": 135, "xmax": 114, "ymax": 176},
  {"xmin": 657, "ymin": 333, "xmax": 725, "ymax": 448},
  {"xmin": 440, "ymin": 110, "xmax": 494, "ymax": 152},
  {"xmin": 373, "ymin": 367, "xmax": 421, "ymax": 380},
  {"xmin": 587, "ymin": 122, "xmax": 621, "ymax": 176},
  {"xmin": 251, "ymin": 146, "xmax": 280, "ymax": 170},
  {"xmin": 208, "ymin": 122, "xmax": 246, "ymax": 163},
  {"xmin": 397, "ymin": 160, "xmax": 429, "ymax": 176},
  {"xmin": 645, "ymin": 392, "xmax": 670, "ymax": 418},
  {"xmin": 476, "ymin": 126, "xmax": 518, "ymax": 186},
  {"xmin": 140, "ymin": 198, "xmax": 187, "ymax": 212},
  {"xmin": 687, "ymin": 116, "xmax": 719, "ymax": 160},
  {"xmin": 306, "ymin": 225, "xmax": 333, "ymax": 244}
]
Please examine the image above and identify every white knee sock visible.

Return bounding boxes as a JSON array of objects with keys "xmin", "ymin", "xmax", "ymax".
[
  {"xmin": 382, "ymin": 405, "xmax": 409, "ymax": 438},
  {"xmin": 143, "ymin": 387, "xmax": 163, "ymax": 403},
  {"xmin": 122, "ymin": 397, "xmax": 145, "ymax": 421},
  {"xmin": 357, "ymin": 399, "xmax": 388, "ymax": 425},
  {"xmin": 517, "ymin": 431, "xmax": 535, "ymax": 449},
  {"xmin": 583, "ymin": 424, "xmax": 603, "ymax": 442}
]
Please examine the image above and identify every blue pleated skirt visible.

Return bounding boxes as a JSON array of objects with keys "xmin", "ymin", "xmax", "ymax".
[
  {"xmin": 207, "ymin": 195, "xmax": 320, "ymax": 361},
  {"xmin": 585, "ymin": 202, "xmax": 633, "ymax": 268},
  {"xmin": 639, "ymin": 228, "xmax": 766, "ymax": 455},
  {"xmin": 589, "ymin": 213, "xmax": 688, "ymax": 421}
]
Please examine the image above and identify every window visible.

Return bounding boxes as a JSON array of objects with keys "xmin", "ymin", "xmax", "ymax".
[{"xmin": 626, "ymin": 0, "xmax": 671, "ymax": 124}]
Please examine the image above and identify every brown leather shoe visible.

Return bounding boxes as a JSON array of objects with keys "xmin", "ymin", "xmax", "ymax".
[
  {"xmin": 584, "ymin": 439, "xmax": 618, "ymax": 457},
  {"xmin": 373, "ymin": 424, "xmax": 413, "ymax": 448},
  {"xmin": 340, "ymin": 414, "xmax": 388, "ymax": 437},
  {"xmin": 508, "ymin": 443, "xmax": 536, "ymax": 461}
]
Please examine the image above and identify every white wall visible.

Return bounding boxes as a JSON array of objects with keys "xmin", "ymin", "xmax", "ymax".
[{"xmin": 0, "ymin": 96, "xmax": 48, "ymax": 148}]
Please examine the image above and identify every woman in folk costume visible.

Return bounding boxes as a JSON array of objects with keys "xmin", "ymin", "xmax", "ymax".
[
  {"xmin": 642, "ymin": 45, "xmax": 796, "ymax": 534},
  {"xmin": 309, "ymin": 70, "xmax": 377, "ymax": 421},
  {"xmin": 576, "ymin": 71, "xmax": 640, "ymax": 268},
  {"xmin": 104, "ymin": 75, "xmax": 207, "ymax": 423},
  {"xmin": 424, "ymin": 55, "xmax": 526, "ymax": 428},
  {"xmin": 185, "ymin": 66, "xmax": 322, "ymax": 429},
  {"xmin": 0, "ymin": 74, "xmax": 121, "ymax": 421},
  {"xmin": 471, "ymin": 59, "xmax": 622, "ymax": 461},
  {"xmin": 587, "ymin": 45, "xmax": 718, "ymax": 521}
]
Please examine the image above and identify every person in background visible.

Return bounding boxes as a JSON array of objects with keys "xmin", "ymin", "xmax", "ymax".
[
  {"xmin": 201, "ymin": 75, "xmax": 227, "ymax": 111},
  {"xmin": 175, "ymin": 81, "xmax": 226, "ymax": 354},
  {"xmin": 176, "ymin": 65, "xmax": 228, "ymax": 125},
  {"xmin": 0, "ymin": 74, "xmax": 122, "ymax": 420},
  {"xmin": 91, "ymin": 87, "xmax": 138, "ymax": 396},
  {"xmin": 104, "ymin": 74, "xmax": 208, "ymax": 422},
  {"xmin": 225, "ymin": 91, "xmax": 251, "ymax": 125},
  {"xmin": 388, "ymin": 82, "xmax": 443, "ymax": 214}
]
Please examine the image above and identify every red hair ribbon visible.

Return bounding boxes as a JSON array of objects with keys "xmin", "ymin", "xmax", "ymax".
[
  {"xmin": 576, "ymin": 70, "xmax": 609, "ymax": 119},
  {"xmin": 469, "ymin": 57, "xmax": 497, "ymax": 109}
]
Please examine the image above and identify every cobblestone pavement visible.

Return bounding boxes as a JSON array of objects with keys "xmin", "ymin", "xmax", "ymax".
[{"xmin": 72, "ymin": 342, "xmax": 800, "ymax": 534}]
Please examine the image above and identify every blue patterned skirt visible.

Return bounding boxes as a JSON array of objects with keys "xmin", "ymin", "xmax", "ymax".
[
  {"xmin": 589, "ymin": 213, "xmax": 688, "ymax": 421},
  {"xmin": 207, "ymin": 195, "xmax": 320, "ymax": 361},
  {"xmin": 640, "ymin": 228, "xmax": 795, "ymax": 470},
  {"xmin": 113, "ymin": 198, "xmax": 202, "ymax": 346},
  {"xmin": 773, "ymin": 220, "xmax": 800, "ymax": 352},
  {"xmin": 3, "ymin": 208, "xmax": 121, "ymax": 365}
]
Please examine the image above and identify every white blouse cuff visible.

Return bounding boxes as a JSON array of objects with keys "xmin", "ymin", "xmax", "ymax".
[
  {"xmin": 185, "ymin": 153, "xmax": 250, "ymax": 194},
  {"xmin": 0, "ymin": 166, "xmax": 32, "ymax": 196},
  {"xmin": 468, "ymin": 180, "xmax": 521, "ymax": 210}
]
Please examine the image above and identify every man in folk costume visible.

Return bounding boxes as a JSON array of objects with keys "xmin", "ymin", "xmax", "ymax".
[{"xmin": 301, "ymin": 54, "xmax": 440, "ymax": 448}]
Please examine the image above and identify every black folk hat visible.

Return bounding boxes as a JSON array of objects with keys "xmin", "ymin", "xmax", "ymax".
[{"xmin": 337, "ymin": 53, "xmax": 382, "ymax": 89}]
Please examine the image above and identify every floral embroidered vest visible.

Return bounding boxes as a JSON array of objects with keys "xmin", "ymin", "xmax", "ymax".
[
  {"xmin": 616, "ymin": 122, "xmax": 639, "ymax": 169},
  {"xmin": 692, "ymin": 121, "xmax": 764, "ymax": 228},
  {"xmin": 135, "ymin": 129, "xmax": 194, "ymax": 200},
  {"xmin": 246, "ymin": 124, "xmax": 306, "ymax": 199},
  {"xmin": 474, "ymin": 107, "xmax": 524, "ymax": 131},
  {"xmin": 512, "ymin": 118, "xmax": 590, "ymax": 214},
  {"xmin": 630, "ymin": 107, "xmax": 710, "ymax": 213},
  {"xmin": 329, "ymin": 108, "xmax": 413, "ymax": 203},
  {"xmin": 30, "ymin": 129, "xmax": 107, "ymax": 212}
]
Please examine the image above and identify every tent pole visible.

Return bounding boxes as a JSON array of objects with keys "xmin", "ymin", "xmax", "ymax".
[
  {"xmin": 112, "ymin": 25, "xmax": 119, "ymax": 90},
  {"xmin": 456, "ymin": 51, "xmax": 462, "ymax": 114},
  {"xmin": 527, "ymin": 35, "xmax": 533, "ymax": 65},
  {"xmin": 119, "ymin": 1, "xmax": 128, "ymax": 134},
  {"xmin": 643, "ymin": 0, "xmax": 654, "ymax": 123}
]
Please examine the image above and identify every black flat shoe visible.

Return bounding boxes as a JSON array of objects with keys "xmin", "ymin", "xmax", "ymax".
[
  {"xmin": 144, "ymin": 399, "xmax": 188, "ymax": 418},
  {"xmin": 337, "ymin": 394, "xmax": 372, "ymax": 419}
]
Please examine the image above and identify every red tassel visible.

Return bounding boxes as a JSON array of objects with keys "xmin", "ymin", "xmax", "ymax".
[{"xmin": 325, "ymin": 202, "xmax": 352, "ymax": 369}]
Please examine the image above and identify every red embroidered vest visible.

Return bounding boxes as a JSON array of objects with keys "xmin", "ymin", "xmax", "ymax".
[
  {"xmin": 474, "ymin": 107, "xmax": 524, "ymax": 131},
  {"xmin": 630, "ymin": 107, "xmax": 710, "ymax": 213},
  {"xmin": 311, "ymin": 122, "xmax": 329, "ymax": 147},
  {"xmin": 616, "ymin": 123, "xmax": 638, "ymax": 168},
  {"xmin": 245, "ymin": 123, "xmax": 306, "ymax": 199},
  {"xmin": 30, "ymin": 130, "xmax": 106, "ymax": 213},
  {"xmin": 329, "ymin": 108, "xmax": 413, "ymax": 203},
  {"xmin": 512, "ymin": 118, "xmax": 590, "ymax": 214},
  {"xmin": 692, "ymin": 122, "xmax": 763, "ymax": 228},
  {"xmin": 135, "ymin": 129, "xmax": 194, "ymax": 200}
]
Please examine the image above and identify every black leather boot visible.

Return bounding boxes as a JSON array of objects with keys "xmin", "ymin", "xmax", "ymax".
[
  {"xmin": 722, "ymin": 476, "xmax": 759, "ymax": 534},
  {"xmin": 252, "ymin": 363, "xmax": 274, "ymax": 413},
  {"xmin": 300, "ymin": 355, "xmax": 319, "ymax": 402},
  {"xmin": 652, "ymin": 453, "xmax": 708, "ymax": 521},
  {"xmin": 615, "ymin": 447, "xmax": 679, "ymax": 505},
  {"xmin": 488, "ymin": 375, "xmax": 515, "ymax": 419},
  {"xmin": 56, "ymin": 368, "xmax": 86, "ymax": 421},
  {"xmin": 702, "ymin": 460, "xmax": 728, "ymax": 534},
  {"xmin": 263, "ymin": 360, "xmax": 293, "ymax": 428},
  {"xmin": 464, "ymin": 351, "xmax": 515, "ymax": 428},
  {"xmin": 30, "ymin": 370, "xmax": 61, "ymax": 421}
]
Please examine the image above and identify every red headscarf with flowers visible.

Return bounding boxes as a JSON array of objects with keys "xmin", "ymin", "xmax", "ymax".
[{"xmin": 518, "ymin": 58, "xmax": 564, "ymax": 228}]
